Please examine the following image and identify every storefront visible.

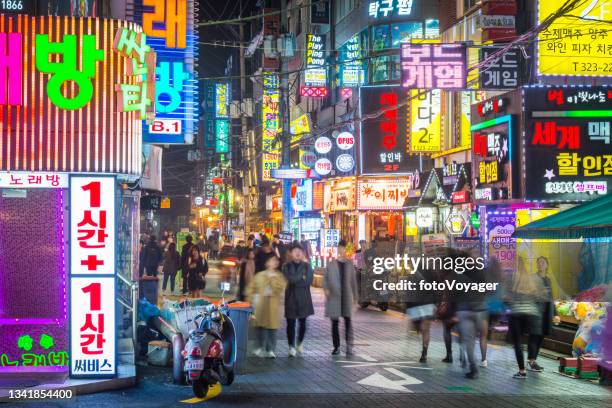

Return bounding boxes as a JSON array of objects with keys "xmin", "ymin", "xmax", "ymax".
[
  {"xmin": 357, "ymin": 177, "xmax": 418, "ymax": 243},
  {"xmin": 0, "ymin": 16, "xmax": 145, "ymax": 381},
  {"xmin": 323, "ymin": 178, "xmax": 357, "ymax": 244},
  {"xmin": 291, "ymin": 179, "xmax": 322, "ymax": 257}
]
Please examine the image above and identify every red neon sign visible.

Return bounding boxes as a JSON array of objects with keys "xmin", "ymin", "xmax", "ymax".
[
  {"xmin": 532, "ymin": 121, "xmax": 580, "ymax": 149},
  {"xmin": 380, "ymin": 92, "xmax": 398, "ymax": 151}
]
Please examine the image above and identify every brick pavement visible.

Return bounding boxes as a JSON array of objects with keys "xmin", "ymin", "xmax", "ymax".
[{"xmin": 227, "ymin": 288, "xmax": 610, "ymax": 398}]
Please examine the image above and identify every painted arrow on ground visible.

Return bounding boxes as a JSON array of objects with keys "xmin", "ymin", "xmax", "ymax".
[{"xmin": 357, "ymin": 367, "xmax": 423, "ymax": 392}]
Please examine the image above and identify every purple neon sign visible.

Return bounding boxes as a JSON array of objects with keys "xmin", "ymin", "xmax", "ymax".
[{"xmin": 400, "ymin": 43, "xmax": 467, "ymax": 90}]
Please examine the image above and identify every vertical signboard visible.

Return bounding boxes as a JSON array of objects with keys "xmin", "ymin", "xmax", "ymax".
[
  {"xmin": 486, "ymin": 212, "xmax": 516, "ymax": 274},
  {"xmin": 408, "ymin": 89, "xmax": 442, "ymax": 153},
  {"xmin": 262, "ymin": 73, "xmax": 280, "ymax": 181},
  {"xmin": 215, "ymin": 120, "xmax": 230, "ymax": 153},
  {"xmin": 305, "ymin": 34, "xmax": 327, "ymax": 86},
  {"xmin": 339, "ymin": 33, "xmax": 364, "ymax": 87},
  {"xmin": 70, "ymin": 176, "xmax": 117, "ymax": 378},
  {"xmin": 135, "ymin": 0, "xmax": 199, "ymax": 144},
  {"xmin": 360, "ymin": 86, "xmax": 420, "ymax": 174}
]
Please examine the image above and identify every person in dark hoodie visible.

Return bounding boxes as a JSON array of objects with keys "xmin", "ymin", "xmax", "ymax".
[
  {"xmin": 143, "ymin": 235, "xmax": 163, "ymax": 277},
  {"xmin": 282, "ymin": 244, "xmax": 315, "ymax": 357},
  {"xmin": 254, "ymin": 236, "xmax": 275, "ymax": 273}
]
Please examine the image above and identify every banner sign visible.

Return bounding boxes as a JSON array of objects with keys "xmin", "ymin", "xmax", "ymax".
[
  {"xmin": 408, "ymin": 89, "xmax": 441, "ymax": 153},
  {"xmin": 135, "ymin": 0, "xmax": 199, "ymax": 144},
  {"xmin": 0, "ymin": 172, "xmax": 68, "ymax": 188},
  {"xmin": 486, "ymin": 212, "xmax": 516, "ymax": 274},
  {"xmin": 262, "ymin": 73, "xmax": 280, "ymax": 181},
  {"xmin": 360, "ymin": 86, "xmax": 420, "ymax": 174},
  {"xmin": 538, "ymin": 0, "xmax": 612, "ymax": 76},
  {"xmin": 357, "ymin": 178, "xmax": 415, "ymax": 210},
  {"xmin": 479, "ymin": 47, "xmax": 521, "ymax": 89},
  {"xmin": 523, "ymin": 86, "xmax": 612, "ymax": 201},
  {"xmin": 401, "ymin": 43, "xmax": 467, "ymax": 90},
  {"xmin": 305, "ymin": 34, "xmax": 326, "ymax": 87},
  {"xmin": 339, "ymin": 33, "xmax": 364, "ymax": 87},
  {"xmin": 69, "ymin": 176, "xmax": 117, "ymax": 378}
]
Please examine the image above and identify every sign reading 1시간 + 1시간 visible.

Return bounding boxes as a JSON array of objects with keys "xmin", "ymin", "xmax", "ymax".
[{"xmin": 70, "ymin": 176, "xmax": 117, "ymax": 378}]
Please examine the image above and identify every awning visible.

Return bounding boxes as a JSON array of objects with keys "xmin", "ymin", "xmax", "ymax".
[{"xmin": 513, "ymin": 195, "xmax": 612, "ymax": 239}]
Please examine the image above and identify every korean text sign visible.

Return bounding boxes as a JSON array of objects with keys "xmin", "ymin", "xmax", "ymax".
[
  {"xmin": 360, "ymin": 86, "xmax": 420, "ymax": 174},
  {"xmin": 0, "ymin": 15, "xmax": 143, "ymax": 176},
  {"xmin": 305, "ymin": 34, "xmax": 326, "ymax": 86},
  {"xmin": 408, "ymin": 89, "xmax": 441, "ymax": 153},
  {"xmin": 523, "ymin": 87, "xmax": 612, "ymax": 201},
  {"xmin": 479, "ymin": 47, "xmax": 521, "ymax": 89},
  {"xmin": 262, "ymin": 73, "xmax": 280, "ymax": 181},
  {"xmin": 538, "ymin": 0, "xmax": 612, "ymax": 76},
  {"xmin": 357, "ymin": 178, "xmax": 414, "ymax": 210},
  {"xmin": 401, "ymin": 43, "xmax": 466, "ymax": 89},
  {"xmin": 486, "ymin": 212, "xmax": 516, "ymax": 274},
  {"xmin": 136, "ymin": 0, "xmax": 199, "ymax": 144},
  {"xmin": 70, "ymin": 176, "xmax": 117, "ymax": 377}
]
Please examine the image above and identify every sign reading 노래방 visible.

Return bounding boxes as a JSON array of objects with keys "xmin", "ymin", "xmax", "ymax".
[
  {"xmin": 523, "ymin": 86, "xmax": 612, "ymax": 201},
  {"xmin": 69, "ymin": 176, "xmax": 117, "ymax": 378},
  {"xmin": 537, "ymin": 0, "xmax": 612, "ymax": 77}
]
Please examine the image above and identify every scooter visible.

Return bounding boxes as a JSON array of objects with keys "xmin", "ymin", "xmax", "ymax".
[{"xmin": 182, "ymin": 283, "xmax": 236, "ymax": 398}]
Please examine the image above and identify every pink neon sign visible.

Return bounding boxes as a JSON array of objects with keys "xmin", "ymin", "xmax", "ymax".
[{"xmin": 0, "ymin": 32, "xmax": 22, "ymax": 106}]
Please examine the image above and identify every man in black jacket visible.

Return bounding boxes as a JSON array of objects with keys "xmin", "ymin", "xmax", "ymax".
[
  {"xmin": 180, "ymin": 235, "xmax": 195, "ymax": 294},
  {"xmin": 143, "ymin": 236, "xmax": 163, "ymax": 277}
]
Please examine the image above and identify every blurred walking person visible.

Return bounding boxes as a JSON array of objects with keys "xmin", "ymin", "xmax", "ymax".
[
  {"xmin": 143, "ymin": 235, "xmax": 163, "ymax": 277},
  {"xmin": 187, "ymin": 246, "xmax": 208, "ymax": 298},
  {"xmin": 180, "ymin": 235, "xmax": 195, "ymax": 294},
  {"xmin": 247, "ymin": 256, "xmax": 287, "ymax": 358},
  {"xmin": 324, "ymin": 240, "xmax": 358, "ymax": 356},
  {"xmin": 282, "ymin": 244, "xmax": 314, "ymax": 357},
  {"xmin": 237, "ymin": 249, "xmax": 256, "ymax": 301}
]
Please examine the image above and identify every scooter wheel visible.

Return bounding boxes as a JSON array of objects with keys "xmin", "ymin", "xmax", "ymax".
[
  {"xmin": 192, "ymin": 379, "xmax": 209, "ymax": 398},
  {"xmin": 359, "ymin": 302, "xmax": 370, "ymax": 309},
  {"xmin": 379, "ymin": 304, "xmax": 388, "ymax": 312},
  {"xmin": 222, "ymin": 370, "xmax": 235, "ymax": 386}
]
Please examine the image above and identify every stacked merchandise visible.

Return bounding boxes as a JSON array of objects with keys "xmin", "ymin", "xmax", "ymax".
[
  {"xmin": 559, "ymin": 357, "xmax": 578, "ymax": 375},
  {"xmin": 577, "ymin": 357, "xmax": 600, "ymax": 380}
]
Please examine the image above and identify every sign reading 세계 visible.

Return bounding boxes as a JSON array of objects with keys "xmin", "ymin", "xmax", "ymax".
[
  {"xmin": 70, "ymin": 176, "xmax": 117, "ymax": 377},
  {"xmin": 538, "ymin": 0, "xmax": 612, "ymax": 76}
]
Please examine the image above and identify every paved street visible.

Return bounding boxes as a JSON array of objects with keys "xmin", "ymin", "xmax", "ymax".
[{"xmin": 21, "ymin": 288, "xmax": 611, "ymax": 408}]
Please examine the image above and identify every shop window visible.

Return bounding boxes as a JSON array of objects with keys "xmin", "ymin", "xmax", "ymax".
[
  {"xmin": 391, "ymin": 22, "xmax": 423, "ymax": 47},
  {"xmin": 372, "ymin": 25, "xmax": 391, "ymax": 51},
  {"xmin": 425, "ymin": 19, "xmax": 440, "ymax": 38},
  {"xmin": 390, "ymin": 54, "xmax": 401, "ymax": 81},
  {"xmin": 371, "ymin": 56, "xmax": 390, "ymax": 83}
]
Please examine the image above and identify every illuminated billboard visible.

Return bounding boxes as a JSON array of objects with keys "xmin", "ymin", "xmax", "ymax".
[
  {"xmin": 262, "ymin": 73, "xmax": 280, "ymax": 181},
  {"xmin": 134, "ymin": 0, "xmax": 199, "ymax": 144},
  {"xmin": 0, "ymin": 15, "xmax": 145, "ymax": 176}
]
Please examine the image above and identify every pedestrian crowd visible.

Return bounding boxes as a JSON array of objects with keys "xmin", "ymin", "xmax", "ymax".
[{"xmin": 139, "ymin": 230, "xmax": 558, "ymax": 380}]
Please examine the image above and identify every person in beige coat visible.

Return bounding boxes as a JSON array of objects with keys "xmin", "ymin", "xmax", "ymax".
[{"xmin": 247, "ymin": 255, "xmax": 287, "ymax": 358}]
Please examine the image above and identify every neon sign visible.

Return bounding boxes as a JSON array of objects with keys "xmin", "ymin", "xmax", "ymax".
[
  {"xmin": 0, "ymin": 33, "xmax": 22, "ymax": 105},
  {"xmin": 368, "ymin": 0, "xmax": 414, "ymax": 19},
  {"xmin": 305, "ymin": 34, "xmax": 326, "ymax": 87},
  {"xmin": 400, "ymin": 43, "xmax": 466, "ymax": 89},
  {"xmin": 215, "ymin": 83, "xmax": 229, "ymax": 118},
  {"xmin": 0, "ymin": 15, "xmax": 144, "ymax": 176},
  {"xmin": 262, "ymin": 73, "xmax": 280, "ymax": 181},
  {"xmin": 70, "ymin": 176, "xmax": 117, "ymax": 378},
  {"xmin": 408, "ymin": 89, "xmax": 441, "ymax": 153},
  {"xmin": 215, "ymin": 120, "xmax": 229, "ymax": 154},
  {"xmin": 137, "ymin": 0, "xmax": 198, "ymax": 144}
]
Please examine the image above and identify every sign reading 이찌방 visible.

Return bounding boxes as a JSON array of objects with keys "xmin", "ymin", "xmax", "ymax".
[
  {"xmin": 537, "ymin": 0, "xmax": 612, "ymax": 77},
  {"xmin": 70, "ymin": 176, "xmax": 117, "ymax": 378},
  {"xmin": 357, "ymin": 178, "xmax": 415, "ymax": 210},
  {"xmin": 523, "ymin": 86, "xmax": 612, "ymax": 201}
]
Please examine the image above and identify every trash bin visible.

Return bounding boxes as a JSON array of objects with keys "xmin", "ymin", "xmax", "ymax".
[
  {"xmin": 227, "ymin": 303, "xmax": 252, "ymax": 374},
  {"xmin": 139, "ymin": 275, "xmax": 159, "ymax": 305}
]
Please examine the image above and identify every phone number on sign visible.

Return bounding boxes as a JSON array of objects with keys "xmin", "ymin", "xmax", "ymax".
[{"xmin": 9, "ymin": 389, "xmax": 74, "ymax": 400}]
